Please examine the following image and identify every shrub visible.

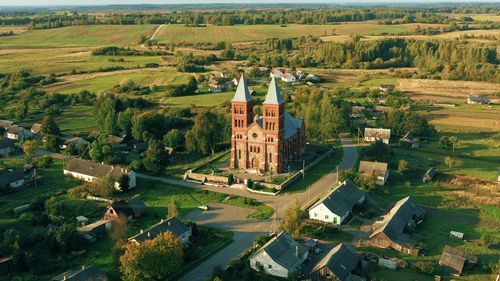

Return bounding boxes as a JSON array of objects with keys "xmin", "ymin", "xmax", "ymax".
[
  {"xmin": 227, "ymin": 174, "xmax": 234, "ymax": 185},
  {"xmin": 415, "ymin": 261, "xmax": 438, "ymax": 275},
  {"xmin": 37, "ymin": 155, "xmax": 54, "ymax": 168}
]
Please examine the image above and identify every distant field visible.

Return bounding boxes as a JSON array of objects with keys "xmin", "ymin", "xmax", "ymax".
[
  {"xmin": 0, "ymin": 26, "xmax": 27, "ymax": 34},
  {"xmin": 0, "ymin": 25, "xmax": 156, "ymax": 47},
  {"xmin": 440, "ymin": 13, "xmax": 500, "ymax": 22},
  {"xmin": 162, "ymin": 91, "xmax": 234, "ymax": 107},
  {"xmin": 155, "ymin": 23, "xmax": 415, "ymax": 43}
]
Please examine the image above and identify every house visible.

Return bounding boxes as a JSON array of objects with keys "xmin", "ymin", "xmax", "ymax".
[
  {"xmin": 358, "ymin": 161, "xmax": 389, "ymax": 186},
  {"xmin": 350, "ymin": 106, "xmax": 365, "ymax": 118},
  {"xmin": 281, "ymin": 72, "xmax": 297, "ymax": 83},
  {"xmin": 52, "ymin": 265, "xmax": 107, "ymax": 281},
  {"xmin": 310, "ymin": 244, "xmax": 365, "ymax": 281},
  {"xmin": 400, "ymin": 132, "xmax": 420, "ymax": 149},
  {"xmin": 308, "ymin": 179, "xmax": 365, "ymax": 225},
  {"xmin": 422, "ymin": 167, "xmax": 437, "ymax": 183},
  {"xmin": 467, "ymin": 96, "xmax": 490, "ymax": 105},
  {"xmin": 364, "ymin": 128, "xmax": 391, "ymax": 144},
  {"xmin": 258, "ymin": 66, "xmax": 269, "ymax": 74},
  {"xmin": 270, "ymin": 68, "xmax": 284, "ymax": 79},
  {"xmin": 30, "ymin": 123, "xmax": 43, "ymax": 135},
  {"xmin": 63, "ymin": 158, "xmax": 136, "ymax": 190},
  {"xmin": 220, "ymin": 71, "xmax": 232, "ymax": 78},
  {"xmin": 102, "ymin": 135, "xmax": 127, "ymax": 149},
  {"xmin": 249, "ymin": 231, "xmax": 308, "ymax": 278},
  {"xmin": 76, "ymin": 220, "xmax": 112, "ymax": 237},
  {"xmin": 59, "ymin": 135, "xmax": 90, "ymax": 151},
  {"xmin": 103, "ymin": 198, "xmax": 145, "ymax": 223},
  {"xmin": 128, "ymin": 217, "xmax": 192, "ymax": 245},
  {"xmin": 0, "ymin": 120, "xmax": 14, "ymax": 130},
  {"xmin": 133, "ymin": 142, "xmax": 148, "ymax": 153},
  {"xmin": 5, "ymin": 125, "xmax": 32, "ymax": 140},
  {"xmin": 0, "ymin": 138, "xmax": 16, "ymax": 156},
  {"xmin": 368, "ymin": 196, "xmax": 425, "ymax": 255},
  {"xmin": 0, "ymin": 170, "xmax": 25, "ymax": 188},
  {"xmin": 305, "ymin": 73, "xmax": 320, "ymax": 82},
  {"xmin": 208, "ymin": 77, "xmax": 229, "ymax": 92},
  {"xmin": 232, "ymin": 77, "xmax": 241, "ymax": 86},
  {"xmin": 373, "ymin": 106, "xmax": 391, "ymax": 114},
  {"xmin": 379, "ymin": 84, "xmax": 395, "ymax": 93},
  {"xmin": 439, "ymin": 245, "xmax": 477, "ymax": 276}
]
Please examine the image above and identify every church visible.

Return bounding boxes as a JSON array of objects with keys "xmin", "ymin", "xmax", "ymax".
[{"xmin": 230, "ymin": 75, "xmax": 306, "ymax": 173}]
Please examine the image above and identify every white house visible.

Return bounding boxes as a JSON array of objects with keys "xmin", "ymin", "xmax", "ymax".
[
  {"xmin": 6, "ymin": 126, "xmax": 33, "ymax": 140},
  {"xmin": 0, "ymin": 170, "xmax": 25, "ymax": 188},
  {"xmin": 63, "ymin": 158, "xmax": 136, "ymax": 190},
  {"xmin": 270, "ymin": 68, "xmax": 284, "ymax": 79},
  {"xmin": 309, "ymin": 180, "xmax": 365, "ymax": 225},
  {"xmin": 364, "ymin": 128, "xmax": 391, "ymax": 144},
  {"xmin": 281, "ymin": 73, "xmax": 297, "ymax": 83},
  {"xmin": 128, "ymin": 217, "xmax": 192, "ymax": 245},
  {"xmin": 249, "ymin": 231, "xmax": 308, "ymax": 278}
]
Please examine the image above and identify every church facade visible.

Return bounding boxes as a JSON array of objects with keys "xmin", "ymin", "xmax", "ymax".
[{"xmin": 230, "ymin": 75, "xmax": 306, "ymax": 173}]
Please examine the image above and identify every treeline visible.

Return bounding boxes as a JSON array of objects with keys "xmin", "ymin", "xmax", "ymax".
[
  {"xmin": 313, "ymin": 38, "xmax": 499, "ymax": 82},
  {"xmin": 92, "ymin": 46, "xmax": 172, "ymax": 56},
  {"xmin": 2, "ymin": 6, "xmax": 498, "ymax": 28}
]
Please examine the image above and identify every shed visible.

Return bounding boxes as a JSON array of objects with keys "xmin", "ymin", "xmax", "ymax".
[
  {"xmin": 359, "ymin": 161, "xmax": 389, "ymax": 186},
  {"xmin": 423, "ymin": 167, "xmax": 437, "ymax": 183},
  {"xmin": 439, "ymin": 245, "xmax": 477, "ymax": 276}
]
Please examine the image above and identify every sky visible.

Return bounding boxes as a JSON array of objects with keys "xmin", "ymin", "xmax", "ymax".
[{"xmin": 0, "ymin": 0, "xmax": 497, "ymax": 6}]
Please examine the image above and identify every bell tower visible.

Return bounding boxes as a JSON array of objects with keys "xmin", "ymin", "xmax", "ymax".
[
  {"xmin": 263, "ymin": 77, "xmax": 285, "ymax": 173},
  {"xmin": 230, "ymin": 74, "xmax": 253, "ymax": 169}
]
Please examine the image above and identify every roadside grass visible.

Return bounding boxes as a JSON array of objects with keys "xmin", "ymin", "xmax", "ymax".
[
  {"xmin": 164, "ymin": 150, "xmax": 229, "ymax": 179},
  {"xmin": 284, "ymin": 142, "xmax": 343, "ymax": 193},
  {"xmin": 0, "ymin": 25, "xmax": 156, "ymax": 47},
  {"xmin": 155, "ymin": 23, "xmax": 413, "ymax": 43}
]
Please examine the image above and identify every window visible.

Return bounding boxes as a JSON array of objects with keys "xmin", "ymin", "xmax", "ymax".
[
  {"xmin": 325, "ymin": 215, "xmax": 329, "ymax": 220},
  {"xmin": 314, "ymin": 213, "xmax": 318, "ymax": 217},
  {"xmin": 268, "ymin": 264, "xmax": 272, "ymax": 269}
]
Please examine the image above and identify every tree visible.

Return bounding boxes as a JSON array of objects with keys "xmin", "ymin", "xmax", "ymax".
[
  {"xmin": 43, "ymin": 134, "xmax": 60, "ymax": 151},
  {"xmin": 444, "ymin": 156, "xmax": 463, "ymax": 169},
  {"xmin": 118, "ymin": 174, "xmax": 130, "ymax": 190},
  {"xmin": 22, "ymin": 140, "xmax": 38, "ymax": 160},
  {"xmin": 359, "ymin": 174, "xmax": 377, "ymax": 192},
  {"xmin": 186, "ymin": 111, "xmax": 229, "ymax": 155},
  {"xmin": 364, "ymin": 141, "xmax": 391, "ymax": 162},
  {"xmin": 281, "ymin": 200, "xmax": 302, "ymax": 238},
  {"xmin": 117, "ymin": 108, "xmax": 134, "ymax": 136},
  {"xmin": 163, "ymin": 129, "xmax": 185, "ymax": 151},
  {"xmin": 41, "ymin": 115, "xmax": 60, "ymax": 136},
  {"xmin": 96, "ymin": 96, "xmax": 118, "ymax": 135},
  {"xmin": 168, "ymin": 197, "xmax": 180, "ymax": 218},
  {"xmin": 143, "ymin": 139, "xmax": 167, "ymax": 174},
  {"xmin": 120, "ymin": 231, "xmax": 183, "ymax": 281},
  {"xmin": 398, "ymin": 159, "xmax": 409, "ymax": 175}
]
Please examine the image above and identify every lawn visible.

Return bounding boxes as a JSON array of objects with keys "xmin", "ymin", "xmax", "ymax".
[
  {"xmin": 162, "ymin": 91, "xmax": 234, "ymax": 108},
  {"xmin": 155, "ymin": 23, "xmax": 413, "ymax": 43},
  {"xmin": 284, "ymin": 141, "xmax": 343, "ymax": 193},
  {"xmin": 0, "ymin": 25, "xmax": 157, "ymax": 47}
]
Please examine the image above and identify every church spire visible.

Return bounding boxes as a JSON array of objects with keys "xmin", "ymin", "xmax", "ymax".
[
  {"xmin": 264, "ymin": 76, "xmax": 284, "ymax": 105},
  {"xmin": 231, "ymin": 74, "xmax": 252, "ymax": 102}
]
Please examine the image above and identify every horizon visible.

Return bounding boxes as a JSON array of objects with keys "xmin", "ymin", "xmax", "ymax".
[{"xmin": 1, "ymin": 0, "xmax": 499, "ymax": 7}]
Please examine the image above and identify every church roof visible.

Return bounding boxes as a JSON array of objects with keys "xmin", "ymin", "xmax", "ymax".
[
  {"xmin": 284, "ymin": 112, "xmax": 303, "ymax": 140},
  {"xmin": 231, "ymin": 74, "xmax": 252, "ymax": 102},
  {"xmin": 264, "ymin": 77, "xmax": 284, "ymax": 105}
]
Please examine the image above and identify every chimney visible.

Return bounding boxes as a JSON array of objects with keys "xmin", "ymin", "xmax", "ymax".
[
  {"xmin": 63, "ymin": 275, "xmax": 67, "ymax": 281},
  {"xmin": 295, "ymin": 245, "xmax": 299, "ymax": 257},
  {"xmin": 168, "ymin": 221, "xmax": 171, "ymax": 226},
  {"xmin": 140, "ymin": 229, "xmax": 144, "ymax": 234},
  {"xmin": 147, "ymin": 232, "xmax": 150, "ymax": 237},
  {"xmin": 81, "ymin": 265, "xmax": 86, "ymax": 270},
  {"xmin": 161, "ymin": 219, "xmax": 164, "ymax": 223}
]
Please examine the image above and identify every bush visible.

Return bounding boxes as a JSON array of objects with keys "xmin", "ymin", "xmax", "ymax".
[
  {"xmin": 227, "ymin": 174, "xmax": 234, "ymax": 185},
  {"xmin": 37, "ymin": 155, "xmax": 54, "ymax": 168},
  {"xmin": 415, "ymin": 261, "xmax": 438, "ymax": 275},
  {"xmin": 129, "ymin": 159, "xmax": 143, "ymax": 171}
]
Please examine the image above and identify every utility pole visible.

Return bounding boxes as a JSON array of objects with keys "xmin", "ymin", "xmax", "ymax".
[
  {"xmin": 336, "ymin": 165, "xmax": 339, "ymax": 183},
  {"xmin": 302, "ymin": 160, "xmax": 305, "ymax": 179}
]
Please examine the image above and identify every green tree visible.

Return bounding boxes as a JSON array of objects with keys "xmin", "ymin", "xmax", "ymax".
[
  {"xmin": 398, "ymin": 159, "xmax": 410, "ymax": 175},
  {"xmin": 96, "ymin": 96, "xmax": 118, "ymax": 135},
  {"xmin": 117, "ymin": 108, "xmax": 135, "ymax": 136},
  {"xmin": 168, "ymin": 197, "xmax": 180, "ymax": 218},
  {"xmin": 143, "ymin": 139, "xmax": 167, "ymax": 174},
  {"xmin": 281, "ymin": 200, "xmax": 302, "ymax": 238},
  {"xmin": 118, "ymin": 174, "xmax": 130, "ymax": 190},
  {"xmin": 163, "ymin": 129, "xmax": 185, "ymax": 151},
  {"xmin": 120, "ymin": 231, "xmax": 183, "ymax": 281},
  {"xmin": 186, "ymin": 111, "xmax": 229, "ymax": 155},
  {"xmin": 41, "ymin": 115, "xmax": 60, "ymax": 136}
]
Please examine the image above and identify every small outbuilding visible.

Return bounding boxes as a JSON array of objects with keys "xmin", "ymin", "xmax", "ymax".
[
  {"xmin": 439, "ymin": 245, "xmax": 477, "ymax": 276},
  {"xmin": 310, "ymin": 243, "xmax": 365, "ymax": 281},
  {"xmin": 76, "ymin": 220, "xmax": 112, "ymax": 236},
  {"xmin": 466, "ymin": 96, "xmax": 490, "ymax": 105},
  {"xmin": 400, "ymin": 132, "xmax": 420, "ymax": 149},
  {"xmin": 423, "ymin": 167, "xmax": 437, "ymax": 183},
  {"xmin": 364, "ymin": 128, "xmax": 391, "ymax": 144},
  {"xmin": 0, "ymin": 170, "xmax": 25, "ymax": 189},
  {"xmin": 358, "ymin": 161, "xmax": 389, "ymax": 186},
  {"xmin": 103, "ymin": 198, "xmax": 145, "ymax": 223},
  {"xmin": 379, "ymin": 84, "xmax": 395, "ymax": 93},
  {"xmin": 128, "ymin": 217, "xmax": 192, "ymax": 245}
]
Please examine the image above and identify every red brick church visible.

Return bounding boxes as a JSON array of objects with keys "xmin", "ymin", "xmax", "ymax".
[{"xmin": 230, "ymin": 75, "xmax": 306, "ymax": 173}]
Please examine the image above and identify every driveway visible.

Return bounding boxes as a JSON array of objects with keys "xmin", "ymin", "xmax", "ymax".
[{"xmin": 138, "ymin": 134, "xmax": 359, "ymax": 281}]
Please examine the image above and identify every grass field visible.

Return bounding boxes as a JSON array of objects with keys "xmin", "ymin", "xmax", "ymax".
[
  {"xmin": 0, "ymin": 25, "xmax": 157, "ymax": 47},
  {"xmin": 155, "ymin": 23, "xmax": 415, "ymax": 43},
  {"xmin": 162, "ymin": 91, "xmax": 234, "ymax": 107}
]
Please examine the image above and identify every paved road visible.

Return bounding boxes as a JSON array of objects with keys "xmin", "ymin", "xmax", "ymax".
[{"xmin": 137, "ymin": 134, "xmax": 359, "ymax": 281}]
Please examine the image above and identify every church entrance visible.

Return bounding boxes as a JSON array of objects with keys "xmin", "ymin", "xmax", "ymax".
[{"xmin": 251, "ymin": 157, "xmax": 259, "ymax": 169}]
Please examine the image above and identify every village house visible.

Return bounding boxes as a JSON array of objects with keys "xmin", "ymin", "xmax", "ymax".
[
  {"xmin": 208, "ymin": 76, "xmax": 229, "ymax": 92},
  {"xmin": 0, "ymin": 138, "xmax": 16, "ymax": 156},
  {"xmin": 379, "ymin": 84, "xmax": 396, "ymax": 93},
  {"xmin": 30, "ymin": 123, "xmax": 42, "ymax": 135},
  {"xmin": 76, "ymin": 219, "xmax": 112, "ymax": 237},
  {"xmin": 310, "ymin": 243, "xmax": 366, "ymax": 281},
  {"xmin": 232, "ymin": 77, "xmax": 241, "ymax": 86},
  {"xmin": 439, "ymin": 245, "xmax": 477, "ymax": 276},
  {"xmin": 52, "ymin": 265, "xmax": 107, "ymax": 281},
  {"xmin": 230, "ymin": 75, "xmax": 306, "ymax": 173},
  {"xmin": 5, "ymin": 125, "xmax": 32, "ymax": 140},
  {"xmin": 364, "ymin": 128, "xmax": 391, "ymax": 144},
  {"xmin": 350, "ymin": 106, "xmax": 365, "ymax": 118},
  {"xmin": 103, "ymin": 198, "xmax": 145, "ymax": 223},
  {"xmin": 368, "ymin": 196, "xmax": 425, "ymax": 255},
  {"xmin": 59, "ymin": 134, "xmax": 90, "ymax": 151},
  {"xmin": 102, "ymin": 135, "xmax": 127, "ymax": 149},
  {"xmin": 400, "ymin": 132, "xmax": 420, "ymax": 149},
  {"xmin": 128, "ymin": 217, "xmax": 192, "ymax": 245},
  {"xmin": 0, "ymin": 170, "xmax": 25, "ymax": 189},
  {"xmin": 281, "ymin": 72, "xmax": 297, "ymax": 83},
  {"xmin": 305, "ymin": 73, "xmax": 320, "ymax": 82},
  {"xmin": 270, "ymin": 68, "xmax": 284, "ymax": 79},
  {"xmin": 249, "ymin": 231, "xmax": 308, "ymax": 278},
  {"xmin": 63, "ymin": 158, "xmax": 136, "ymax": 190},
  {"xmin": 466, "ymin": 96, "xmax": 490, "ymax": 105},
  {"xmin": 0, "ymin": 120, "xmax": 14, "ymax": 130},
  {"xmin": 422, "ymin": 167, "xmax": 437, "ymax": 183},
  {"xmin": 308, "ymin": 179, "xmax": 365, "ymax": 225},
  {"xmin": 358, "ymin": 161, "xmax": 389, "ymax": 186}
]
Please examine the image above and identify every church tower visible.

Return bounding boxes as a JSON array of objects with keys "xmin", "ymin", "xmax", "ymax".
[
  {"xmin": 263, "ymin": 77, "xmax": 285, "ymax": 173},
  {"xmin": 230, "ymin": 74, "xmax": 253, "ymax": 169}
]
